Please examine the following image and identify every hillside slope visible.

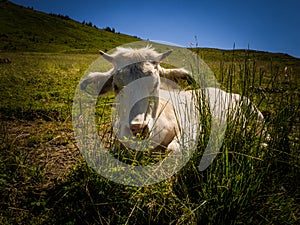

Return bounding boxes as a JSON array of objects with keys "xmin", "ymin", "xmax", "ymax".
[
  {"xmin": 1, "ymin": 1, "xmax": 299, "ymax": 75},
  {"xmin": 0, "ymin": 1, "xmax": 140, "ymax": 53}
]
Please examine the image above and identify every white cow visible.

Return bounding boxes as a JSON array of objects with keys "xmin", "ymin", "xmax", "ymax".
[{"xmin": 80, "ymin": 46, "xmax": 267, "ymax": 169}]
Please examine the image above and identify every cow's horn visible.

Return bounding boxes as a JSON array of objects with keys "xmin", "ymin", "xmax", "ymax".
[
  {"xmin": 157, "ymin": 50, "xmax": 172, "ymax": 62},
  {"xmin": 99, "ymin": 50, "xmax": 114, "ymax": 63}
]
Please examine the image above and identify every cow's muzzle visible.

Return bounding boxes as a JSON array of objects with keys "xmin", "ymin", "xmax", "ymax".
[{"xmin": 130, "ymin": 123, "xmax": 150, "ymax": 139}]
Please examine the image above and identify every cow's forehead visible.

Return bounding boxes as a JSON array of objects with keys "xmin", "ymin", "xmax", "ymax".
[
  {"xmin": 113, "ymin": 61, "xmax": 159, "ymax": 86},
  {"xmin": 111, "ymin": 46, "xmax": 161, "ymax": 70}
]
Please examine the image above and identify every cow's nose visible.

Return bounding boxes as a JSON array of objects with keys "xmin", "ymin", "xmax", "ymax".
[{"xmin": 130, "ymin": 123, "xmax": 149, "ymax": 139}]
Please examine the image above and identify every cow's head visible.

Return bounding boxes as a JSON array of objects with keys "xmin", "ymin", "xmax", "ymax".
[{"xmin": 80, "ymin": 46, "xmax": 191, "ymax": 139}]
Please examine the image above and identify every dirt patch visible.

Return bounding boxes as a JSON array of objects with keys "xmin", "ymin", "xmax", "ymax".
[{"xmin": 2, "ymin": 119, "xmax": 81, "ymax": 187}]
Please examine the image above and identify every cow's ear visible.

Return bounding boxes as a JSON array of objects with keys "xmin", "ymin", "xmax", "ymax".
[
  {"xmin": 159, "ymin": 66, "xmax": 191, "ymax": 80},
  {"xmin": 80, "ymin": 70, "xmax": 114, "ymax": 95},
  {"xmin": 159, "ymin": 67, "xmax": 196, "ymax": 88}
]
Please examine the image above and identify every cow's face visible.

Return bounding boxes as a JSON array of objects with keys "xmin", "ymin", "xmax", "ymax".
[{"xmin": 113, "ymin": 61, "xmax": 161, "ymax": 138}]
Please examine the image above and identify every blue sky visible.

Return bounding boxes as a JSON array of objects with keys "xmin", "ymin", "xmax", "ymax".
[{"xmin": 11, "ymin": 0, "xmax": 300, "ymax": 58}]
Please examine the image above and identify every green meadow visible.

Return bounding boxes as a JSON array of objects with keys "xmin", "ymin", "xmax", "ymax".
[{"xmin": 0, "ymin": 1, "xmax": 299, "ymax": 224}]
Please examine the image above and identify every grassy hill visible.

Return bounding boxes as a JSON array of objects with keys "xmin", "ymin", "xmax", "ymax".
[{"xmin": 0, "ymin": 1, "xmax": 140, "ymax": 53}]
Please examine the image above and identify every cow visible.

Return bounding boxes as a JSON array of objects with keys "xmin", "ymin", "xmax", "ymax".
[{"xmin": 80, "ymin": 46, "xmax": 267, "ymax": 170}]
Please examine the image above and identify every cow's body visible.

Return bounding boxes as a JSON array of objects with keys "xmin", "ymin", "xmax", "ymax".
[{"xmin": 81, "ymin": 46, "xmax": 266, "ymax": 154}]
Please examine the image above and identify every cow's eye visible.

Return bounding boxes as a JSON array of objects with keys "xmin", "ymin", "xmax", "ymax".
[
  {"xmin": 149, "ymin": 60, "xmax": 157, "ymax": 65},
  {"xmin": 149, "ymin": 61, "xmax": 159, "ymax": 69}
]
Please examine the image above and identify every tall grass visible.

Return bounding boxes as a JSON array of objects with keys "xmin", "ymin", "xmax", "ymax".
[{"xmin": 0, "ymin": 51, "xmax": 299, "ymax": 224}]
